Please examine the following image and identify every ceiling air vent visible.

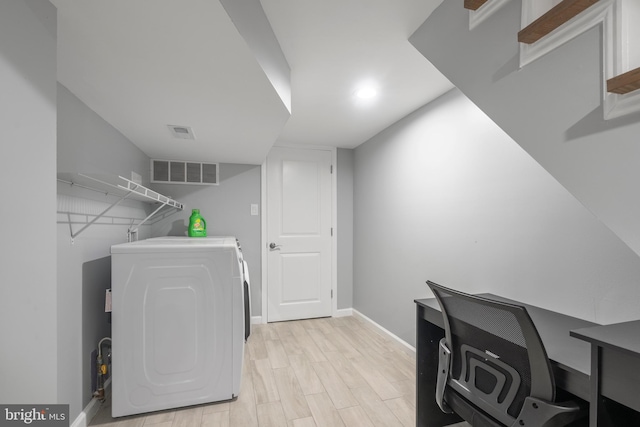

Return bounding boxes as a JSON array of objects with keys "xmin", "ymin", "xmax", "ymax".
[
  {"xmin": 167, "ymin": 125, "xmax": 195, "ymax": 140},
  {"xmin": 151, "ymin": 159, "xmax": 218, "ymax": 185}
]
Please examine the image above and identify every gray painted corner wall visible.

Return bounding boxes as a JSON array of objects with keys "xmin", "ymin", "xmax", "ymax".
[
  {"xmin": 353, "ymin": 89, "xmax": 640, "ymax": 347},
  {"xmin": 337, "ymin": 148, "xmax": 354, "ymax": 310},
  {"xmin": 150, "ymin": 164, "xmax": 262, "ymax": 316},
  {"xmin": 57, "ymin": 83, "xmax": 152, "ymax": 419},
  {"xmin": 57, "ymin": 84, "xmax": 151, "ymax": 184},
  {"xmin": 0, "ymin": 0, "xmax": 58, "ymax": 403},
  {"xmin": 410, "ymin": 0, "xmax": 640, "ymax": 259}
]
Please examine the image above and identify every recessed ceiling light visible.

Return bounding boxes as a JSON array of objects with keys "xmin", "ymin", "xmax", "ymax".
[{"xmin": 354, "ymin": 86, "xmax": 378, "ymax": 99}]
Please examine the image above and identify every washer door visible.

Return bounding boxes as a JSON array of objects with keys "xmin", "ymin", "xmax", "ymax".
[{"xmin": 113, "ymin": 252, "xmax": 234, "ymax": 416}]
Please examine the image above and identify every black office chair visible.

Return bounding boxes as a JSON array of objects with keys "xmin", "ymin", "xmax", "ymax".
[{"xmin": 427, "ymin": 281, "xmax": 586, "ymax": 427}]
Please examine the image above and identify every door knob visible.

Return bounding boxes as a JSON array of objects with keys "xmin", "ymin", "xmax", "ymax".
[{"xmin": 269, "ymin": 242, "xmax": 281, "ymax": 250}]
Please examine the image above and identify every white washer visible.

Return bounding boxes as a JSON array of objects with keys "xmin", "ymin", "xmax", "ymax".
[{"xmin": 110, "ymin": 237, "xmax": 244, "ymax": 417}]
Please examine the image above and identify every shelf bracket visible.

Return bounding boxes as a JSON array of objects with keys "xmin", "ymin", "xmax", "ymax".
[
  {"xmin": 127, "ymin": 201, "xmax": 171, "ymax": 242},
  {"xmin": 70, "ymin": 190, "xmax": 134, "ymax": 242}
]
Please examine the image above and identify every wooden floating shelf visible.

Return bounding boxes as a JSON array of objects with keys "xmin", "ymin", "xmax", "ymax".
[
  {"xmin": 518, "ymin": 0, "xmax": 600, "ymax": 44},
  {"xmin": 464, "ymin": 0, "xmax": 489, "ymax": 10},
  {"xmin": 607, "ymin": 67, "xmax": 640, "ymax": 95}
]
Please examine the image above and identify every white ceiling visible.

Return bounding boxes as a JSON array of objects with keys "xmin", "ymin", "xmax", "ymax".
[{"xmin": 52, "ymin": 0, "xmax": 453, "ymax": 165}]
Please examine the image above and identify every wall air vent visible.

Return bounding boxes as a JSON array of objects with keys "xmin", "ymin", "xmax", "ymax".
[
  {"xmin": 167, "ymin": 125, "xmax": 195, "ymax": 140},
  {"xmin": 151, "ymin": 159, "xmax": 219, "ymax": 185}
]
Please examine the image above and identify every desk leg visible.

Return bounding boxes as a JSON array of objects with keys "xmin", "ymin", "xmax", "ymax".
[
  {"xmin": 416, "ymin": 306, "xmax": 463, "ymax": 427},
  {"xmin": 589, "ymin": 345, "xmax": 600, "ymax": 427},
  {"xmin": 590, "ymin": 345, "xmax": 614, "ymax": 427}
]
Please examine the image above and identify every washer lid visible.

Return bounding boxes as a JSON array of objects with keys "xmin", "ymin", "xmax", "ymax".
[{"xmin": 111, "ymin": 236, "xmax": 237, "ymax": 254}]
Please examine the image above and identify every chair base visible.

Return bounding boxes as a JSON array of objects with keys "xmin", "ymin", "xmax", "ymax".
[
  {"xmin": 445, "ymin": 391, "xmax": 587, "ymax": 427},
  {"xmin": 446, "ymin": 391, "xmax": 503, "ymax": 427}
]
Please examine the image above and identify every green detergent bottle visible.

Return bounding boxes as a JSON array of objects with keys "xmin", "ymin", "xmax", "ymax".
[{"xmin": 188, "ymin": 209, "xmax": 207, "ymax": 237}]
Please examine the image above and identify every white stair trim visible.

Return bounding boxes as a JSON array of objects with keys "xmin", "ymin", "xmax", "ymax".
[
  {"xmin": 469, "ymin": 0, "xmax": 511, "ymax": 30},
  {"xmin": 517, "ymin": 0, "xmax": 640, "ymax": 120},
  {"xmin": 519, "ymin": 0, "xmax": 614, "ymax": 69},
  {"xmin": 604, "ymin": 89, "xmax": 640, "ymax": 120}
]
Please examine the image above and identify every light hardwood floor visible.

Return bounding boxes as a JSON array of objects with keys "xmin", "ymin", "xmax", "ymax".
[{"xmin": 89, "ymin": 315, "xmax": 429, "ymax": 427}]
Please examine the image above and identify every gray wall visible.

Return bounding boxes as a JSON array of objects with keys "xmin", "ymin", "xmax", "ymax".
[
  {"xmin": 353, "ymin": 89, "xmax": 640, "ymax": 346},
  {"xmin": 57, "ymin": 84, "xmax": 151, "ymax": 420},
  {"xmin": 150, "ymin": 165, "xmax": 262, "ymax": 316},
  {"xmin": 410, "ymin": 0, "xmax": 640, "ymax": 259},
  {"xmin": 0, "ymin": 0, "xmax": 58, "ymax": 403},
  {"xmin": 57, "ymin": 85, "xmax": 151, "ymax": 183},
  {"xmin": 337, "ymin": 148, "xmax": 354, "ymax": 310}
]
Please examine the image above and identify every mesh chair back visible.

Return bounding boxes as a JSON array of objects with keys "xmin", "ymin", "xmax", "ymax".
[{"xmin": 427, "ymin": 281, "xmax": 556, "ymax": 425}]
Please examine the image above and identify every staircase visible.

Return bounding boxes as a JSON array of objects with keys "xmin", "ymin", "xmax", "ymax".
[
  {"xmin": 516, "ymin": 0, "xmax": 600, "ymax": 44},
  {"xmin": 517, "ymin": 0, "xmax": 640, "ymax": 100},
  {"xmin": 410, "ymin": 0, "xmax": 640, "ymax": 257}
]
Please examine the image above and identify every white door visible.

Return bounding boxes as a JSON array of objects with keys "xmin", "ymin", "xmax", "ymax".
[{"xmin": 266, "ymin": 146, "xmax": 333, "ymax": 322}]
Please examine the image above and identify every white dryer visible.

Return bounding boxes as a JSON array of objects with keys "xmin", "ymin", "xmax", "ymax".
[
  {"xmin": 234, "ymin": 238, "xmax": 251, "ymax": 341},
  {"xmin": 110, "ymin": 237, "xmax": 244, "ymax": 417}
]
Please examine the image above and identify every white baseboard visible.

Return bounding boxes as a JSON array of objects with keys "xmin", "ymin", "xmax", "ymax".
[
  {"xmin": 352, "ymin": 309, "xmax": 415, "ymax": 353},
  {"xmin": 70, "ymin": 378, "xmax": 111, "ymax": 427},
  {"xmin": 70, "ymin": 410, "xmax": 87, "ymax": 427},
  {"xmin": 335, "ymin": 308, "xmax": 353, "ymax": 317},
  {"xmin": 253, "ymin": 310, "xmax": 352, "ymax": 324}
]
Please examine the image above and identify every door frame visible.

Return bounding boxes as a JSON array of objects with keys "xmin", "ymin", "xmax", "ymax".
[{"xmin": 260, "ymin": 143, "xmax": 338, "ymax": 324}]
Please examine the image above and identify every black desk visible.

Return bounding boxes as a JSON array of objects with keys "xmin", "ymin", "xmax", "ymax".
[
  {"xmin": 415, "ymin": 295, "xmax": 597, "ymax": 427},
  {"xmin": 571, "ymin": 320, "xmax": 640, "ymax": 426}
]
